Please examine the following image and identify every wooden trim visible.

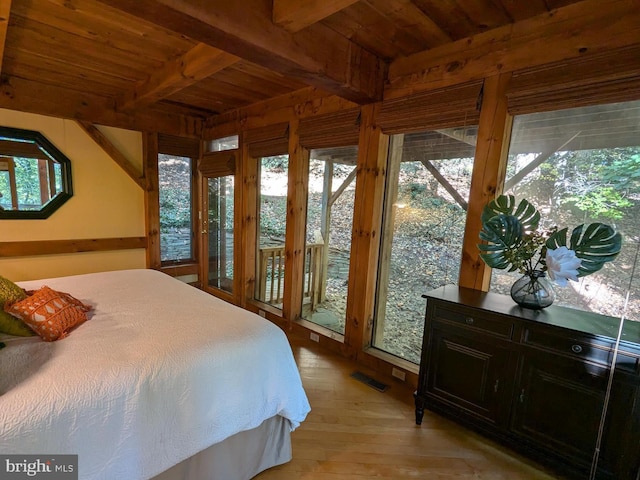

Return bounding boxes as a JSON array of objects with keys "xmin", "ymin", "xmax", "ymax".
[
  {"xmin": 282, "ymin": 119, "xmax": 309, "ymax": 327},
  {"xmin": 0, "ymin": 237, "xmax": 146, "ymax": 257},
  {"xmin": 76, "ymin": 121, "xmax": 147, "ymax": 190},
  {"xmin": 345, "ymin": 103, "xmax": 389, "ymax": 351},
  {"xmin": 459, "ymin": 73, "xmax": 512, "ymax": 291},
  {"xmin": 143, "ymin": 132, "xmax": 161, "ymax": 270},
  {"xmin": 161, "ymin": 263, "xmax": 199, "ymax": 278},
  {"xmin": 240, "ymin": 136, "xmax": 259, "ymax": 307}
]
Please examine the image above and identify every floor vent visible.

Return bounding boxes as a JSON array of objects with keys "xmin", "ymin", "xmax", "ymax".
[{"xmin": 350, "ymin": 371, "xmax": 388, "ymax": 392}]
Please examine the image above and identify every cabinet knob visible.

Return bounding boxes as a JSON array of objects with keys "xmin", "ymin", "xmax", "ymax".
[
  {"xmin": 571, "ymin": 344, "xmax": 583, "ymax": 354},
  {"xmin": 465, "ymin": 317, "xmax": 474, "ymax": 325}
]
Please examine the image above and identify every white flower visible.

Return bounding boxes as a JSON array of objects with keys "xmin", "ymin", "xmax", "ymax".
[{"xmin": 546, "ymin": 246, "xmax": 582, "ymax": 287}]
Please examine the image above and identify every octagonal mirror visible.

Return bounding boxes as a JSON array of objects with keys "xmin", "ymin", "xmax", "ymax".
[{"xmin": 0, "ymin": 126, "xmax": 73, "ymax": 219}]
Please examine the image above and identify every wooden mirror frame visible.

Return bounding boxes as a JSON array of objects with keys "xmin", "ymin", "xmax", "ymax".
[{"xmin": 0, "ymin": 126, "xmax": 73, "ymax": 219}]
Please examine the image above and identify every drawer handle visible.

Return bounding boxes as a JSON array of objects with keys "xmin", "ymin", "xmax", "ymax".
[
  {"xmin": 571, "ymin": 344, "xmax": 583, "ymax": 354},
  {"xmin": 465, "ymin": 317, "xmax": 474, "ymax": 325}
]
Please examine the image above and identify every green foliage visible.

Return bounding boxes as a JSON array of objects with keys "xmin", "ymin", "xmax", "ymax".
[
  {"xmin": 565, "ymin": 187, "xmax": 632, "ymax": 220},
  {"xmin": 546, "ymin": 223, "xmax": 622, "ymax": 277},
  {"xmin": 478, "ymin": 194, "xmax": 621, "ymax": 276}
]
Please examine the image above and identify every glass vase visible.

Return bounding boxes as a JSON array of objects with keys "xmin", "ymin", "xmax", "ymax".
[{"xmin": 510, "ymin": 270, "xmax": 555, "ymax": 309}]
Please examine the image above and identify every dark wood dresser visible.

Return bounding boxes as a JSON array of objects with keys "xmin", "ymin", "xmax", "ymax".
[{"xmin": 415, "ymin": 285, "xmax": 640, "ymax": 480}]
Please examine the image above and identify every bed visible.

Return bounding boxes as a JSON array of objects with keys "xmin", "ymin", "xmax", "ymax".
[{"xmin": 0, "ymin": 269, "xmax": 311, "ymax": 480}]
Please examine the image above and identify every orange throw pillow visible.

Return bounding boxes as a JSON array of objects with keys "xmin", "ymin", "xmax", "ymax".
[{"xmin": 5, "ymin": 286, "xmax": 91, "ymax": 341}]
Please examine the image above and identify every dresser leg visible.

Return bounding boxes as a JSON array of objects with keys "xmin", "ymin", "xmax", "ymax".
[{"xmin": 414, "ymin": 391, "xmax": 425, "ymax": 425}]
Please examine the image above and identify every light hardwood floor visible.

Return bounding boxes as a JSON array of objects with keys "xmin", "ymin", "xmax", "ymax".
[{"xmin": 255, "ymin": 333, "xmax": 563, "ymax": 480}]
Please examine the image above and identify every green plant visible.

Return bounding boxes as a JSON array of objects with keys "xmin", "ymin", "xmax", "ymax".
[{"xmin": 478, "ymin": 195, "xmax": 622, "ymax": 286}]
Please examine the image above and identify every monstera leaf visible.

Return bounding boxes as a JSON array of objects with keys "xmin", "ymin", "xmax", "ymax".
[
  {"xmin": 546, "ymin": 223, "xmax": 622, "ymax": 276},
  {"xmin": 478, "ymin": 214, "xmax": 524, "ymax": 271},
  {"xmin": 478, "ymin": 195, "xmax": 541, "ymax": 271},
  {"xmin": 481, "ymin": 194, "xmax": 540, "ymax": 233}
]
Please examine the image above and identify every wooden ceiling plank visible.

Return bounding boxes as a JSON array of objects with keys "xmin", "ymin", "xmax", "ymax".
[
  {"xmin": 117, "ymin": 43, "xmax": 239, "ymax": 111},
  {"xmin": 12, "ymin": 0, "xmax": 192, "ymax": 63},
  {"xmin": 273, "ymin": 0, "xmax": 359, "ymax": 32},
  {"xmin": 0, "ymin": 0, "xmax": 11, "ymax": 76},
  {"xmin": 363, "ymin": 0, "xmax": 452, "ymax": 48},
  {"xmin": 8, "ymin": 15, "xmax": 158, "ymax": 79},
  {"xmin": 387, "ymin": 0, "xmax": 640, "ymax": 99},
  {"xmin": 0, "ymin": 75, "xmax": 202, "ymax": 138},
  {"xmin": 497, "ymin": 0, "xmax": 548, "ymax": 21},
  {"xmin": 94, "ymin": 0, "xmax": 385, "ymax": 104},
  {"xmin": 42, "ymin": 0, "xmax": 195, "ymax": 52},
  {"xmin": 76, "ymin": 120, "xmax": 147, "ymax": 189}
]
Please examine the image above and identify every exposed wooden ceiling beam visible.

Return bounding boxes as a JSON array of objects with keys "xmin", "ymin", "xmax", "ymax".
[
  {"xmin": 273, "ymin": 0, "xmax": 359, "ymax": 33},
  {"xmin": 386, "ymin": 0, "xmax": 640, "ymax": 99},
  {"xmin": 204, "ymin": 86, "xmax": 359, "ymax": 138},
  {"xmin": 117, "ymin": 43, "xmax": 239, "ymax": 111},
  {"xmin": 95, "ymin": 0, "xmax": 385, "ymax": 104},
  {"xmin": 76, "ymin": 121, "xmax": 147, "ymax": 190},
  {"xmin": 0, "ymin": 0, "xmax": 11, "ymax": 76},
  {"xmin": 0, "ymin": 75, "xmax": 202, "ymax": 138}
]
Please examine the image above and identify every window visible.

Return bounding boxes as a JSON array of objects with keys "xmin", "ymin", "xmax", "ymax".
[
  {"xmin": 158, "ymin": 153, "xmax": 195, "ymax": 264},
  {"xmin": 491, "ymin": 100, "xmax": 640, "ymax": 322},
  {"xmin": 373, "ymin": 127, "xmax": 477, "ymax": 363},
  {"xmin": 300, "ymin": 147, "xmax": 357, "ymax": 335},
  {"xmin": 208, "ymin": 135, "xmax": 239, "ymax": 152},
  {"xmin": 205, "ymin": 175, "xmax": 235, "ymax": 293},
  {"xmin": 256, "ymin": 154, "xmax": 289, "ymax": 309}
]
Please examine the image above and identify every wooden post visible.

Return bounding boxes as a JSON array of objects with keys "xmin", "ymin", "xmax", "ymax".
[
  {"xmin": 282, "ymin": 119, "xmax": 309, "ymax": 326},
  {"xmin": 239, "ymin": 136, "xmax": 258, "ymax": 307},
  {"xmin": 143, "ymin": 132, "xmax": 161, "ymax": 270},
  {"xmin": 345, "ymin": 104, "xmax": 388, "ymax": 351},
  {"xmin": 459, "ymin": 73, "xmax": 512, "ymax": 291}
]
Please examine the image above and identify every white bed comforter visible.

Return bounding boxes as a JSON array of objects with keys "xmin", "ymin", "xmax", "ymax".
[{"xmin": 0, "ymin": 269, "xmax": 310, "ymax": 479}]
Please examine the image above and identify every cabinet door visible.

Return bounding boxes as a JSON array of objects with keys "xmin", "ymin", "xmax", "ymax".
[
  {"xmin": 511, "ymin": 352, "xmax": 616, "ymax": 476},
  {"xmin": 426, "ymin": 327, "xmax": 512, "ymax": 425}
]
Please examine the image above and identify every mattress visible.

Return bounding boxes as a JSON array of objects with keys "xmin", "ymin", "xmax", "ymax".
[{"xmin": 0, "ymin": 269, "xmax": 310, "ymax": 479}]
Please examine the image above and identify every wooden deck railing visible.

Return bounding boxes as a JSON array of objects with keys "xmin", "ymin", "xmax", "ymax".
[{"xmin": 258, "ymin": 243, "xmax": 324, "ymax": 307}]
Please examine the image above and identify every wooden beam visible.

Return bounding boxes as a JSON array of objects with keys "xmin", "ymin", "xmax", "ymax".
[
  {"xmin": 420, "ymin": 160, "xmax": 468, "ymax": 211},
  {"xmin": 0, "ymin": 237, "xmax": 146, "ymax": 257},
  {"xmin": 0, "ymin": 0, "xmax": 10, "ymax": 77},
  {"xmin": 205, "ymin": 87, "xmax": 358, "ymax": 138},
  {"xmin": 503, "ymin": 131, "xmax": 581, "ymax": 191},
  {"xmin": 76, "ymin": 121, "xmax": 147, "ymax": 190},
  {"xmin": 0, "ymin": 76, "xmax": 202, "ymax": 138},
  {"xmin": 387, "ymin": 0, "xmax": 640, "ymax": 99},
  {"xmin": 345, "ymin": 103, "xmax": 388, "ymax": 351},
  {"xmin": 273, "ymin": 0, "xmax": 359, "ymax": 33},
  {"xmin": 95, "ymin": 0, "xmax": 385, "ymax": 104},
  {"xmin": 329, "ymin": 167, "xmax": 357, "ymax": 207},
  {"xmin": 143, "ymin": 132, "xmax": 161, "ymax": 270},
  {"xmin": 459, "ymin": 73, "xmax": 512, "ymax": 291},
  {"xmin": 282, "ymin": 119, "xmax": 309, "ymax": 326},
  {"xmin": 117, "ymin": 43, "xmax": 239, "ymax": 111}
]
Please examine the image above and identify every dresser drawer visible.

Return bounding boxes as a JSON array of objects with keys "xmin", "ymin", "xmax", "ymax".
[
  {"xmin": 433, "ymin": 304, "xmax": 514, "ymax": 338},
  {"xmin": 522, "ymin": 327, "xmax": 634, "ymax": 368}
]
